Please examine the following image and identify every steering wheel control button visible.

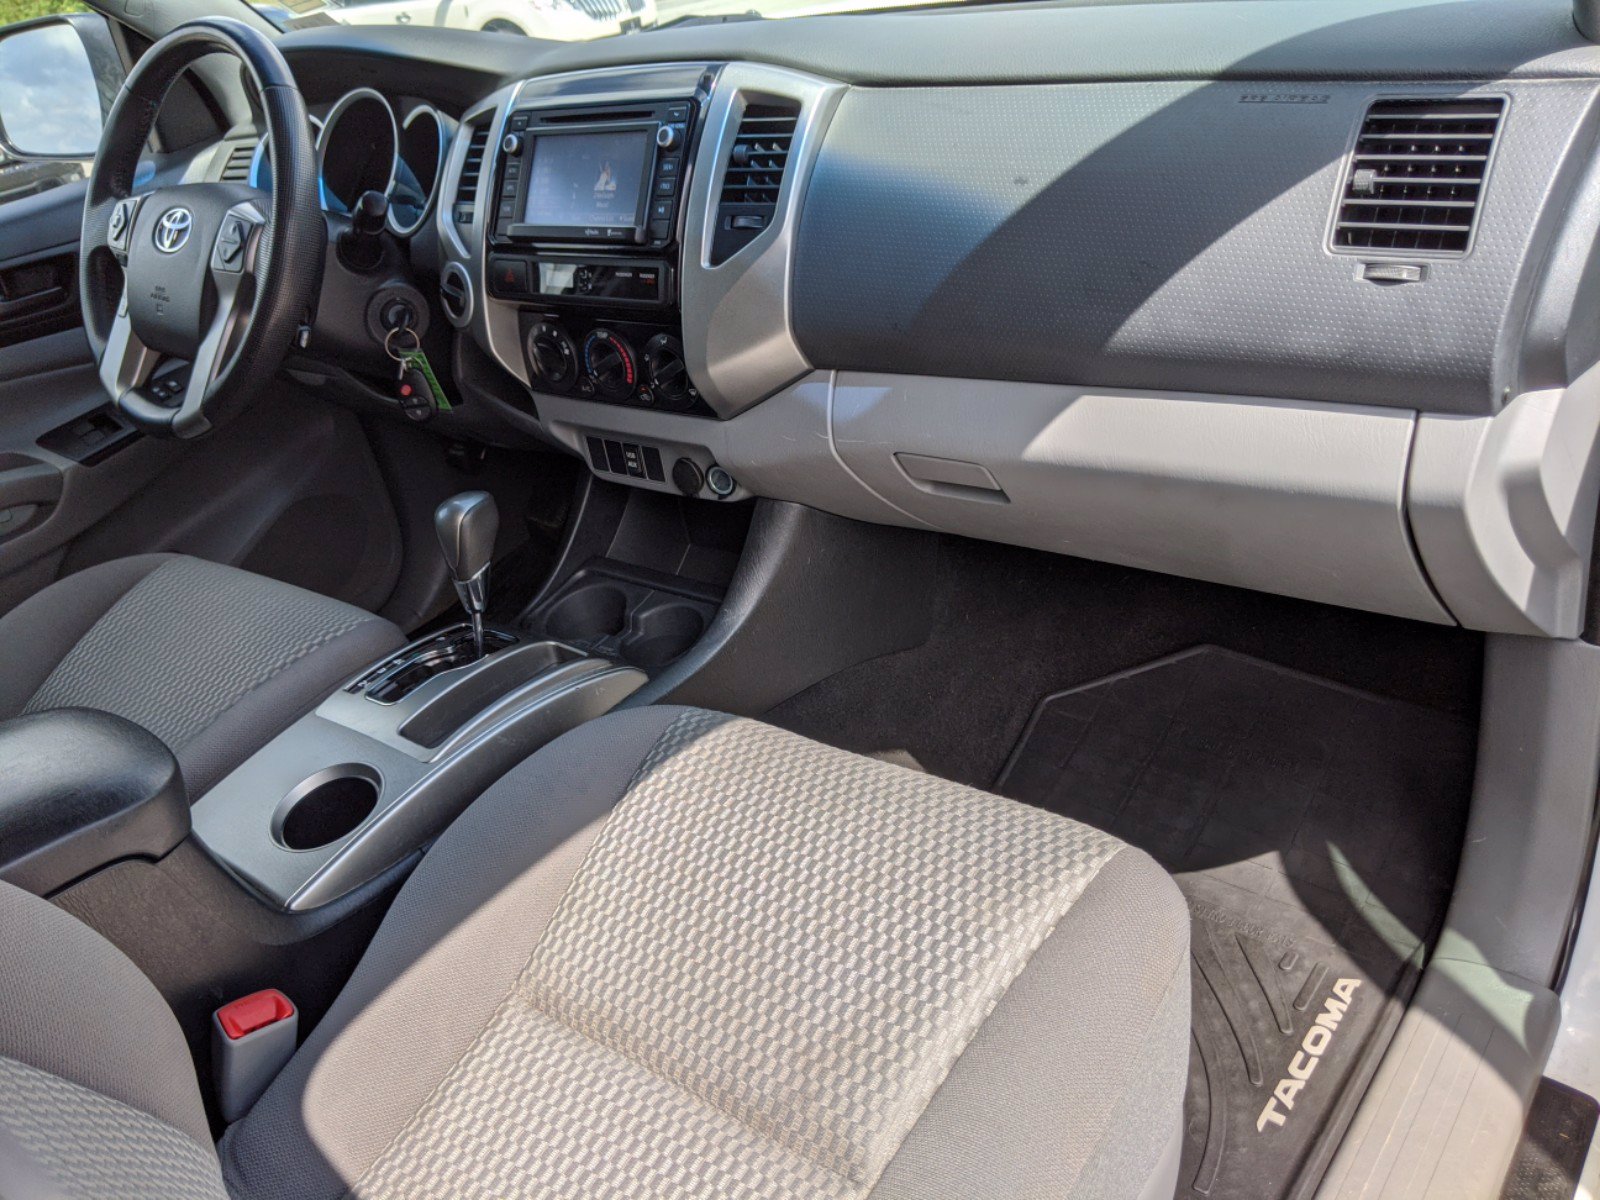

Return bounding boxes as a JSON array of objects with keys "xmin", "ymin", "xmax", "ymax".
[
  {"xmin": 672, "ymin": 457, "xmax": 704, "ymax": 496},
  {"xmin": 214, "ymin": 216, "xmax": 250, "ymax": 272},
  {"xmin": 107, "ymin": 198, "xmax": 139, "ymax": 256},
  {"xmin": 706, "ymin": 465, "xmax": 736, "ymax": 498}
]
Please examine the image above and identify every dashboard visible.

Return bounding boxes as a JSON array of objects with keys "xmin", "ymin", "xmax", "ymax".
[{"xmin": 239, "ymin": 0, "xmax": 1600, "ymax": 644}]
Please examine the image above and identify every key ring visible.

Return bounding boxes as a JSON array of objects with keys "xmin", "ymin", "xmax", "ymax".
[{"xmin": 383, "ymin": 325, "xmax": 420, "ymax": 362}]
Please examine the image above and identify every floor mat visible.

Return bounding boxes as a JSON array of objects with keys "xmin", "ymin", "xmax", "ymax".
[
  {"xmin": 1500, "ymin": 1078, "xmax": 1600, "ymax": 1200},
  {"xmin": 996, "ymin": 646, "xmax": 1476, "ymax": 1200}
]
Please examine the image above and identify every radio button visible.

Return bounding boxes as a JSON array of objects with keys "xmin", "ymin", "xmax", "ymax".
[
  {"xmin": 657, "ymin": 156, "xmax": 681, "ymax": 177},
  {"xmin": 653, "ymin": 177, "xmax": 677, "ymax": 197},
  {"xmin": 650, "ymin": 199, "xmax": 673, "ymax": 222}
]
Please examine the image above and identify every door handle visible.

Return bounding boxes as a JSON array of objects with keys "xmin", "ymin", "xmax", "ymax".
[{"xmin": 0, "ymin": 286, "xmax": 66, "ymax": 322}]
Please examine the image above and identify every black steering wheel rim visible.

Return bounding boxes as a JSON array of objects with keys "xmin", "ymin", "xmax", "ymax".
[{"xmin": 80, "ymin": 17, "xmax": 322, "ymax": 438}]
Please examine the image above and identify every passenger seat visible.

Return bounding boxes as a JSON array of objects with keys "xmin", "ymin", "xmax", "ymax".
[{"xmin": 0, "ymin": 706, "xmax": 1190, "ymax": 1200}]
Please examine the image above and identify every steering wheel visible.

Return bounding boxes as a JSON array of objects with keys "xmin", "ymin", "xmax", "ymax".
[{"xmin": 79, "ymin": 18, "xmax": 322, "ymax": 439}]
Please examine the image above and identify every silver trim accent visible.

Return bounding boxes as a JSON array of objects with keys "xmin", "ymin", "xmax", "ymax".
[
  {"xmin": 390, "ymin": 103, "xmax": 450, "ymax": 238},
  {"xmin": 270, "ymin": 763, "xmax": 382, "ymax": 851},
  {"xmin": 247, "ymin": 115, "xmax": 324, "ymax": 193},
  {"xmin": 192, "ymin": 631, "xmax": 648, "ymax": 911},
  {"xmin": 682, "ymin": 64, "xmax": 845, "ymax": 418},
  {"xmin": 437, "ymin": 64, "xmax": 718, "ymax": 392},
  {"xmin": 438, "ymin": 85, "xmax": 526, "ymax": 384},
  {"xmin": 316, "ymin": 87, "xmax": 400, "ymax": 214},
  {"xmin": 289, "ymin": 664, "xmax": 644, "ymax": 910}
]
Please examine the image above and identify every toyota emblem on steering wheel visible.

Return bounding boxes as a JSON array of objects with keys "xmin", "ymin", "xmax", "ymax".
[{"xmin": 154, "ymin": 207, "xmax": 193, "ymax": 254}]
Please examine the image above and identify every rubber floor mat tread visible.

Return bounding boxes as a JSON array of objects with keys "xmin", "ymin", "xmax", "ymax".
[
  {"xmin": 996, "ymin": 646, "xmax": 1475, "ymax": 1200},
  {"xmin": 1500, "ymin": 1078, "xmax": 1600, "ymax": 1200}
]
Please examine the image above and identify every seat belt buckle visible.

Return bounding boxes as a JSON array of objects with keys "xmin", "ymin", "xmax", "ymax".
[{"xmin": 211, "ymin": 989, "xmax": 297, "ymax": 1123}]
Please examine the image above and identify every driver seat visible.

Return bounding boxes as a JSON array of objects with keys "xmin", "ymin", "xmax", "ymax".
[{"xmin": 0, "ymin": 554, "xmax": 404, "ymax": 799}]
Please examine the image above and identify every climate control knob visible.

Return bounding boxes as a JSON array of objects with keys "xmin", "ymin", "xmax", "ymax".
[
  {"xmin": 526, "ymin": 321, "xmax": 578, "ymax": 391},
  {"xmin": 582, "ymin": 329, "xmax": 637, "ymax": 401},
  {"xmin": 643, "ymin": 334, "xmax": 694, "ymax": 410}
]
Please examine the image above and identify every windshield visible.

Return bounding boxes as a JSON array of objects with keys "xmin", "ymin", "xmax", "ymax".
[{"xmin": 253, "ymin": 0, "xmax": 941, "ymax": 38}]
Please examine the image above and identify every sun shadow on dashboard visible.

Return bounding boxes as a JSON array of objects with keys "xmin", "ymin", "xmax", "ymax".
[{"xmin": 790, "ymin": 0, "xmax": 1588, "ymax": 416}]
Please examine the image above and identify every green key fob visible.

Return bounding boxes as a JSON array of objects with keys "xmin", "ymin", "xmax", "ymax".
[{"xmin": 402, "ymin": 349, "xmax": 452, "ymax": 412}]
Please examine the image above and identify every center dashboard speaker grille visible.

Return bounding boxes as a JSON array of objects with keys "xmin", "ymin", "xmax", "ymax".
[
  {"xmin": 710, "ymin": 100, "xmax": 799, "ymax": 265},
  {"xmin": 1331, "ymin": 96, "xmax": 1505, "ymax": 256}
]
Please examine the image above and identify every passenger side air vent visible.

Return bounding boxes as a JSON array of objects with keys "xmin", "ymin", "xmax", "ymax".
[
  {"xmin": 710, "ymin": 100, "xmax": 800, "ymax": 265},
  {"xmin": 1332, "ymin": 97, "xmax": 1505, "ymax": 256},
  {"xmin": 219, "ymin": 142, "xmax": 255, "ymax": 183},
  {"xmin": 451, "ymin": 122, "xmax": 492, "ymax": 227}
]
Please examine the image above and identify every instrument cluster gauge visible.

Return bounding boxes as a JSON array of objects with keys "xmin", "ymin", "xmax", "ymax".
[{"xmin": 582, "ymin": 329, "xmax": 637, "ymax": 400}]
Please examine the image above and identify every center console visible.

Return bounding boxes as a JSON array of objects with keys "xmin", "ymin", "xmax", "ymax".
[
  {"xmin": 191, "ymin": 492, "xmax": 647, "ymax": 913},
  {"xmin": 439, "ymin": 61, "xmax": 845, "ymax": 505},
  {"xmin": 484, "ymin": 82, "xmax": 715, "ymax": 416}
]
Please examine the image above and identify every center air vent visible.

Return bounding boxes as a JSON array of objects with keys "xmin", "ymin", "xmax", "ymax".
[
  {"xmin": 451, "ymin": 122, "xmax": 492, "ymax": 227},
  {"xmin": 710, "ymin": 100, "xmax": 800, "ymax": 265},
  {"xmin": 1332, "ymin": 97, "xmax": 1505, "ymax": 256}
]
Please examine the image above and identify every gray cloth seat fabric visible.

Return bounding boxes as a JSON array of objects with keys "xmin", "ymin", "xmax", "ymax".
[
  {"xmin": 0, "ymin": 706, "xmax": 1190, "ymax": 1200},
  {"xmin": 0, "ymin": 554, "xmax": 404, "ymax": 798}
]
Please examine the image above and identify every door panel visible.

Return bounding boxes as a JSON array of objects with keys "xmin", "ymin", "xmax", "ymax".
[{"xmin": 0, "ymin": 145, "xmax": 405, "ymax": 622}]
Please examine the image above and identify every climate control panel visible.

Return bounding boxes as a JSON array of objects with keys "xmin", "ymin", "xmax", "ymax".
[{"xmin": 518, "ymin": 312, "xmax": 706, "ymax": 414}]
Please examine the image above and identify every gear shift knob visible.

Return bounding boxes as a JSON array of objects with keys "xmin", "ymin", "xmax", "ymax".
[
  {"xmin": 434, "ymin": 491, "xmax": 498, "ymax": 659},
  {"xmin": 435, "ymin": 491, "xmax": 497, "ymax": 584}
]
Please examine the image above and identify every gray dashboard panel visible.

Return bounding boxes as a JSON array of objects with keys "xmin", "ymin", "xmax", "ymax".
[
  {"xmin": 279, "ymin": 0, "xmax": 1600, "ymax": 91},
  {"xmin": 791, "ymin": 80, "xmax": 1600, "ymax": 416}
]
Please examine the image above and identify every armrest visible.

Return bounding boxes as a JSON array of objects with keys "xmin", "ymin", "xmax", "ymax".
[{"xmin": 0, "ymin": 708, "xmax": 188, "ymax": 896}]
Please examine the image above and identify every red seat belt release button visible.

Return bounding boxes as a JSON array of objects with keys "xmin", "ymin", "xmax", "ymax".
[
  {"xmin": 211, "ymin": 989, "xmax": 298, "ymax": 1123},
  {"xmin": 217, "ymin": 989, "xmax": 294, "ymax": 1040}
]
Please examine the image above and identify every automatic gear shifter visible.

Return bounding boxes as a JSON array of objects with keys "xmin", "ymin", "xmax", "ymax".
[{"xmin": 435, "ymin": 491, "xmax": 498, "ymax": 661}]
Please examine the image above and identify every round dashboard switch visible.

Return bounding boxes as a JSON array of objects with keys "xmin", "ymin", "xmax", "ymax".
[
  {"xmin": 706, "ymin": 465, "xmax": 736, "ymax": 498},
  {"xmin": 672, "ymin": 457, "xmax": 704, "ymax": 497}
]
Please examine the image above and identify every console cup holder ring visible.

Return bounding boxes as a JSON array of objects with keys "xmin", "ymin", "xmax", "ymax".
[
  {"xmin": 544, "ymin": 583, "xmax": 629, "ymax": 644},
  {"xmin": 621, "ymin": 602, "xmax": 707, "ymax": 668},
  {"xmin": 273, "ymin": 764, "xmax": 382, "ymax": 852}
]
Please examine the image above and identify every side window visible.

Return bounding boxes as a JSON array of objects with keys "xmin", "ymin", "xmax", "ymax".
[{"xmin": 0, "ymin": 6, "xmax": 123, "ymax": 207}]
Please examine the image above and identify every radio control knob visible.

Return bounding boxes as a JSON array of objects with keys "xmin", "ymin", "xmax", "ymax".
[
  {"xmin": 655, "ymin": 124, "xmax": 682, "ymax": 151},
  {"xmin": 501, "ymin": 133, "xmax": 523, "ymax": 156}
]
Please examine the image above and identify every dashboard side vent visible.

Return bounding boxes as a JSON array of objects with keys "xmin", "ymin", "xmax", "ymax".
[
  {"xmin": 711, "ymin": 100, "xmax": 800, "ymax": 265},
  {"xmin": 452, "ymin": 122, "xmax": 492, "ymax": 227},
  {"xmin": 1332, "ymin": 96, "xmax": 1505, "ymax": 256},
  {"xmin": 219, "ymin": 142, "xmax": 255, "ymax": 183}
]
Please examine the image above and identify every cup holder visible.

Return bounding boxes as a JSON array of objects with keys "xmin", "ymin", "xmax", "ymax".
[
  {"xmin": 545, "ymin": 584, "xmax": 628, "ymax": 643},
  {"xmin": 275, "ymin": 765, "xmax": 381, "ymax": 851},
  {"xmin": 622, "ymin": 603, "xmax": 707, "ymax": 668}
]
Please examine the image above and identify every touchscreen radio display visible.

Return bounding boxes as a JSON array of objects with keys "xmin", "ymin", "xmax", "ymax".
[{"xmin": 523, "ymin": 130, "xmax": 651, "ymax": 232}]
